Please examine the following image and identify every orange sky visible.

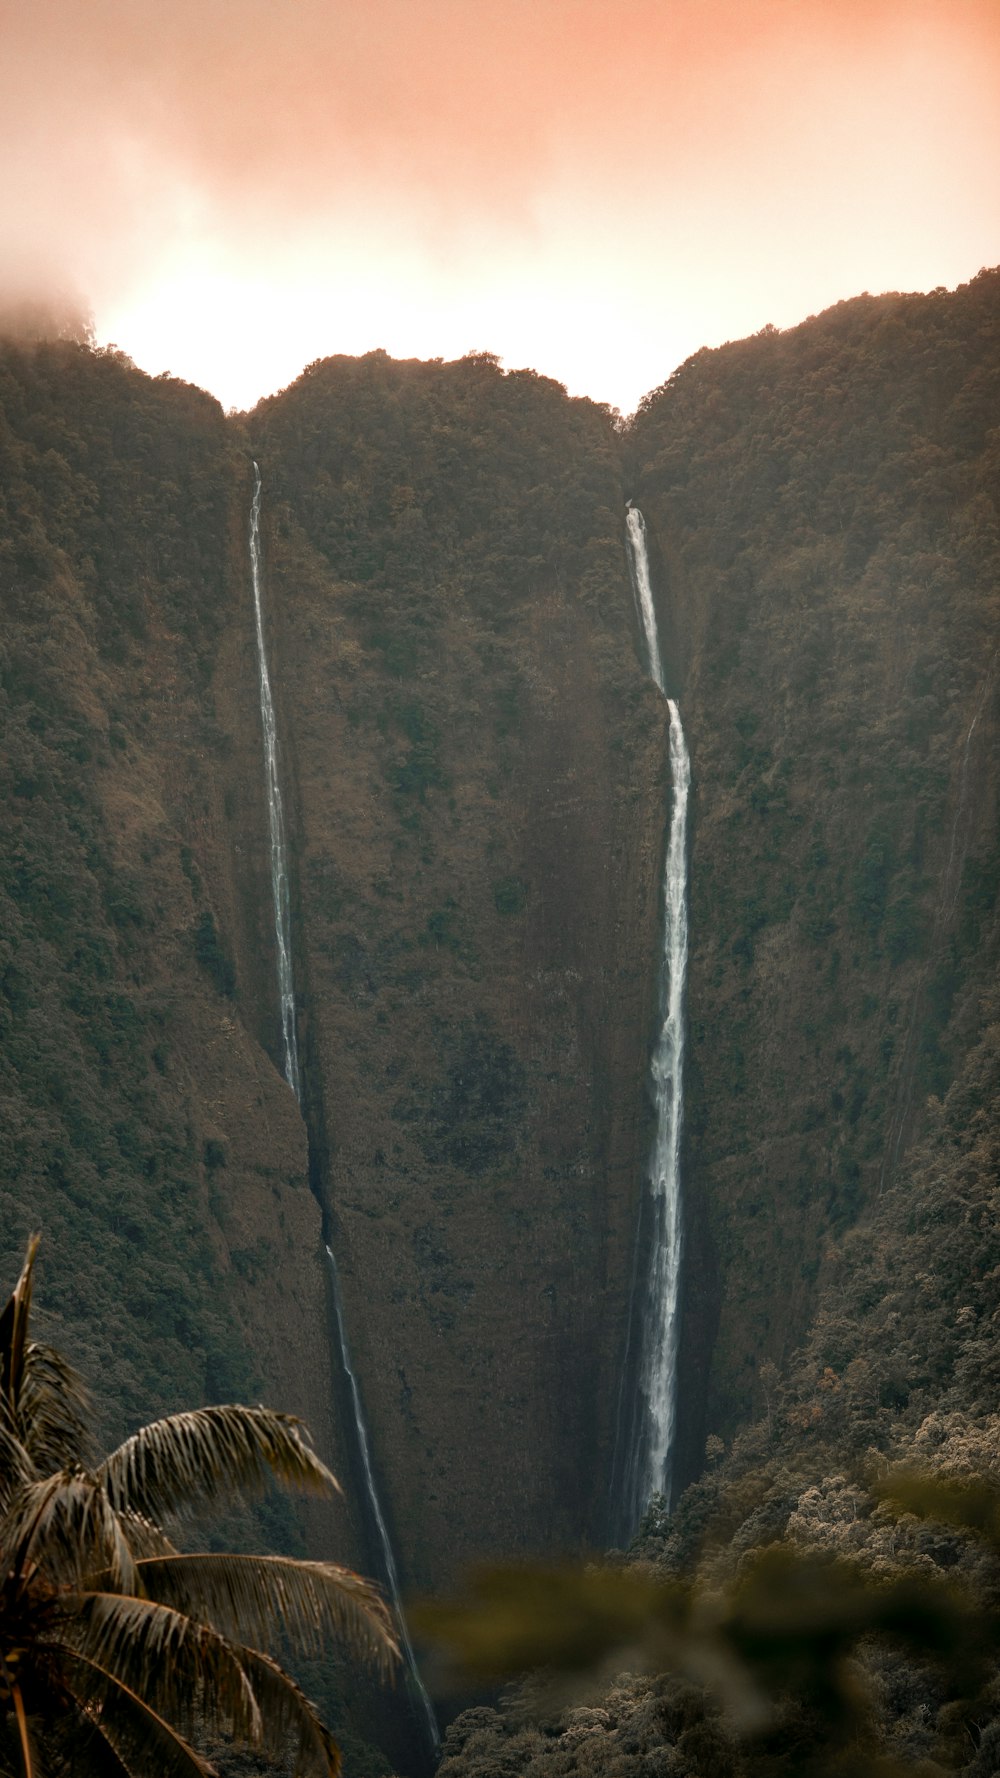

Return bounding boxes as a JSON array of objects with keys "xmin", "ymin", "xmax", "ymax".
[{"xmin": 3, "ymin": 0, "xmax": 998, "ymax": 412}]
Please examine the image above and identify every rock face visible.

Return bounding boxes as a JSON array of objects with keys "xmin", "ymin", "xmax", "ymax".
[
  {"xmin": 0, "ymin": 340, "xmax": 345, "ymax": 1553},
  {"xmin": 1, "ymin": 271, "xmax": 997, "ymax": 1661},
  {"xmin": 0, "ymin": 340, "xmax": 670, "ymax": 1600},
  {"xmin": 249, "ymin": 352, "xmax": 669, "ymax": 1583},
  {"xmin": 629, "ymin": 271, "xmax": 1000, "ymax": 1476}
]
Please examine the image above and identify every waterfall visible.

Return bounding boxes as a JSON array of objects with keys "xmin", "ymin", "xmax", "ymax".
[
  {"xmin": 326, "ymin": 1246, "xmax": 440, "ymax": 1752},
  {"xmin": 618, "ymin": 504, "xmax": 691, "ymax": 1533},
  {"xmin": 248, "ymin": 466, "xmax": 439, "ymax": 1760},
  {"xmin": 625, "ymin": 505, "xmax": 666, "ymax": 696},
  {"xmin": 249, "ymin": 463, "xmax": 300, "ymax": 1098}
]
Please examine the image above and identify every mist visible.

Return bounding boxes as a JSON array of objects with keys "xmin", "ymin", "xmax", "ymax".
[{"xmin": 4, "ymin": 0, "xmax": 998, "ymax": 409}]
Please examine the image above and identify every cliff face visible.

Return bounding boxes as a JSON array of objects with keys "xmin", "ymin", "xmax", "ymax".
[
  {"xmin": 0, "ymin": 339, "xmax": 343, "ymax": 1548},
  {"xmin": 0, "ymin": 339, "xmax": 672, "ymax": 1600},
  {"xmin": 629, "ymin": 271, "xmax": 1000, "ymax": 1468},
  {"xmin": 435, "ymin": 276, "xmax": 1000, "ymax": 1778},
  {"xmin": 2, "ymin": 274, "xmax": 997, "ymax": 1689},
  {"xmin": 250, "ymin": 352, "xmax": 669, "ymax": 1584}
]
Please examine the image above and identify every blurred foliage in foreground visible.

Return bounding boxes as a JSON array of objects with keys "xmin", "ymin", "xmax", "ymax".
[{"xmin": 419, "ymin": 1472, "xmax": 1000, "ymax": 1777}]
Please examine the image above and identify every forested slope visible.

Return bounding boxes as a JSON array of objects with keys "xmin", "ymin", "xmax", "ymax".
[
  {"xmin": 1, "ymin": 274, "xmax": 997, "ymax": 1776},
  {"xmin": 631, "ymin": 270, "xmax": 1000, "ymax": 1472},
  {"xmin": 0, "ymin": 336, "xmax": 340, "ymax": 1498},
  {"xmin": 249, "ymin": 351, "xmax": 669, "ymax": 1583},
  {"xmin": 438, "ymin": 272, "xmax": 1000, "ymax": 1775}
]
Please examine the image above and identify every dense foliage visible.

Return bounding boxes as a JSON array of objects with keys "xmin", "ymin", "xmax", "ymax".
[
  {"xmin": 248, "ymin": 348, "xmax": 670, "ymax": 1575},
  {"xmin": 627, "ymin": 271, "xmax": 1000, "ymax": 1460},
  {"xmin": 1, "ymin": 276, "xmax": 997, "ymax": 1774},
  {"xmin": 432, "ymin": 272, "xmax": 1000, "ymax": 1775},
  {"xmin": 0, "ymin": 337, "xmax": 269, "ymax": 1435}
]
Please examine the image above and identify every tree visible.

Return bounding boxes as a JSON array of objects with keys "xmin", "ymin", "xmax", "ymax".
[{"xmin": 0, "ymin": 1237, "xmax": 396, "ymax": 1777}]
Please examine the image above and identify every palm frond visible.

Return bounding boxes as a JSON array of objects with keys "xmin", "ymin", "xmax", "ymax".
[
  {"xmin": 48, "ymin": 1699, "xmax": 137, "ymax": 1778},
  {"xmin": 99, "ymin": 1407, "xmax": 340, "ymax": 1524},
  {"xmin": 136, "ymin": 1553, "xmax": 398, "ymax": 1673},
  {"xmin": 0, "ymin": 1235, "xmax": 39, "ymax": 1420},
  {"xmin": 7, "ymin": 1472, "xmax": 137, "ymax": 1594},
  {"xmin": 235, "ymin": 1645, "xmax": 341, "ymax": 1778},
  {"xmin": 62, "ymin": 1599, "xmax": 343, "ymax": 1776},
  {"xmin": 18, "ymin": 1343, "xmax": 91, "ymax": 1473},
  {"xmin": 0, "ymin": 1238, "xmax": 90, "ymax": 1471},
  {"xmin": 59, "ymin": 1594, "xmax": 261, "ymax": 1744},
  {"xmin": 57, "ymin": 1649, "xmax": 216, "ymax": 1778},
  {"xmin": 0, "ymin": 1422, "xmax": 32, "ymax": 1517},
  {"xmin": 115, "ymin": 1511, "xmax": 181, "ymax": 1561}
]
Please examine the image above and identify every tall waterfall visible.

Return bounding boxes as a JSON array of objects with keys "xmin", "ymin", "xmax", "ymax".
[
  {"xmin": 618, "ymin": 504, "xmax": 691, "ymax": 1532},
  {"xmin": 248, "ymin": 467, "xmax": 439, "ymax": 1760},
  {"xmin": 249, "ymin": 463, "xmax": 300, "ymax": 1098},
  {"xmin": 326, "ymin": 1246, "xmax": 439, "ymax": 1751}
]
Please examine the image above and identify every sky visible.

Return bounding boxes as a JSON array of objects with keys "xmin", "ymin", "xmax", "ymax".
[{"xmin": 3, "ymin": 0, "xmax": 999, "ymax": 414}]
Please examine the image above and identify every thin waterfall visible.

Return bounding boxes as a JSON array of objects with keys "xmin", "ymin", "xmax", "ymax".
[
  {"xmin": 248, "ymin": 465, "xmax": 439, "ymax": 1760},
  {"xmin": 617, "ymin": 504, "xmax": 691, "ymax": 1533},
  {"xmin": 249, "ymin": 463, "xmax": 300, "ymax": 1098},
  {"xmin": 326, "ymin": 1245, "xmax": 439, "ymax": 1752}
]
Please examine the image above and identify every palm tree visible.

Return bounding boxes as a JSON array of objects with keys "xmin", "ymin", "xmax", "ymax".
[{"xmin": 0, "ymin": 1237, "xmax": 397, "ymax": 1778}]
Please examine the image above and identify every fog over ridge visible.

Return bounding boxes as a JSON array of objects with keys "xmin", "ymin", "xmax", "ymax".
[{"xmin": 3, "ymin": 0, "xmax": 998, "ymax": 410}]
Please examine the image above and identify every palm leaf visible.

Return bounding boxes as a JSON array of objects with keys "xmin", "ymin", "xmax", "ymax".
[
  {"xmin": 135, "ymin": 1553, "xmax": 398, "ymax": 1672},
  {"xmin": 47, "ymin": 1699, "xmax": 138, "ymax": 1778},
  {"xmin": 98, "ymin": 1407, "xmax": 340, "ymax": 1524},
  {"xmin": 17, "ymin": 1343, "xmax": 92, "ymax": 1473},
  {"xmin": 56, "ymin": 1648, "xmax": 215, "ymax": 1778},
  {"xmin": 115, "ymin": 1510, "xmax": 181, "ymax": 1561},
  {"xmin": 235, "ymin": 1645, "xmax": 342, "ymax": 1778},
  {"xmin": 7, "ymin": 1472, "xmax": 137, "ymax": 1594},
  {"xmin": 0, "ymin": 1235, "xmax": 39, "ymax": 1419},
  {"xmin": 0, "ymin": 1238, "xmax": 90, "ymax": 1472},
  {"xmin": 62, "ymin": 1597, "xmax": 343, "ymax": 1776},
  {"xmin": 0, "ymin": 1422, "xmax": 32, "ymax": 1517},
  {"xmin": 60, "ymin": 1594, "xmax": 262, "ymax": 1743}
]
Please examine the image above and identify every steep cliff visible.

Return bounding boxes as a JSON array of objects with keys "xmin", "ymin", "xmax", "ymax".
[
  {"xmin": 0, "ymin": 337, "xmax": 343, "ymax": 1534},
  {"xmin": 0, "ymin": 332, "xmax": 673, "ymax": 1644},
  {"xmin": 629, "ymin": 270, "xmax": 1000, "ymax": 1472},
  {"xmin": 433, "ymin": 272, "xmax": 1000, "ymax": 1778},
  {"xmin": 249, "ymin": 351, "xmax": 669, "ymax": 1585},
  {"xmin": 3, "ymin": 274, "xmax": 997, "ymax": 1774}
]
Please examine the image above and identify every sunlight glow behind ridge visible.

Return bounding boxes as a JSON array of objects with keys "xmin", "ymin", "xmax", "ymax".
[{"xmin": 6, "ymin": 0, "xmax": 998, "ymax": 413}]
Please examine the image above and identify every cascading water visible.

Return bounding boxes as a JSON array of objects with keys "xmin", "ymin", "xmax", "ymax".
[
  {"xmin": 249, "ymin": 463, "xmax": 300, "ymax": 1099},
  {"xmin": 248, "ymin": 466, "xmax": 439, "ymax": 1760},
  {"xmin": 617, "ymin": 504, "xmax": 691, "ymax": 1536},
  {"xmin": 326, "ymin": 1245, "xmax": 439, "ymax": 1751}
]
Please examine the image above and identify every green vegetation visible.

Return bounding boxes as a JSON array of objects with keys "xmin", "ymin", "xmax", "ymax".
[
  {"xmin": 425, "ymin": 985, "xmax": 1000, "ymax": 1774},
  {"xmin": 0, "ymin": 1239, "xmax": 394, "ymax": 1777},
  {"xmin": 0, "ymin": 334, "xmax": 272, "ymax": 1445},
  {"xmin": 1, "ymin": 276, "xmax": 997, "ymax": 1773},
  {"xmin": 426, "ymin": 1471, "xmax": 1000, "ymax": 1778},
  {"xmin": 629, "ymin": 269, "xmax": 1000, "ymax": 1446}
]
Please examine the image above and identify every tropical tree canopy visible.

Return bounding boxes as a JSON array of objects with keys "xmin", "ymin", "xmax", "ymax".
[{"xmin": 0, "ymin": 1236, "xmax": 397, "ymax": 1778}]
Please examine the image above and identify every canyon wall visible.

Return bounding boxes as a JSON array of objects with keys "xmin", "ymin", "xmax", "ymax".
[
  {"xmin": 249, "ymin": 351, "xmax": 669, "ymax": 1584},
  {"xmin": 629, "ymin": 271, "xmax": 999, "ymax": 1473},
  {"xmin": 0, "ymin": 340, "xmax": 345, "ymax": 1553},
  {"xmin": 2, "ymin": 272, "xmax": 996, "ymax": 1666}
]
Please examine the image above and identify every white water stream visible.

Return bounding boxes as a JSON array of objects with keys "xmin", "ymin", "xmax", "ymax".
[
  {"xmin": 326, "ymin": 1246, "xmax": 439, "ymax": 1750},
  {"xmin": 249, "ymin": 463, "xmax": 300, "ymax": 1099},
  {"xmin": 248, "ymin": 467, "xmax": 438, "ymax": 1757},
  {"xmin": 621, "ymin": 505, "xmax": 690, "ymax": 1527}
]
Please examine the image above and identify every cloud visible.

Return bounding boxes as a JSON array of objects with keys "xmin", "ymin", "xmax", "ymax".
[{"xmin": 2, "ymin": 0, "xmax": 997, "ymax": 403}]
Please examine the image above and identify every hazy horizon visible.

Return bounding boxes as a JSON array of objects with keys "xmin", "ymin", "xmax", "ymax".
[{"xmin": 5, "ymin": 0, "xmax": 998, "ymax": 414}]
